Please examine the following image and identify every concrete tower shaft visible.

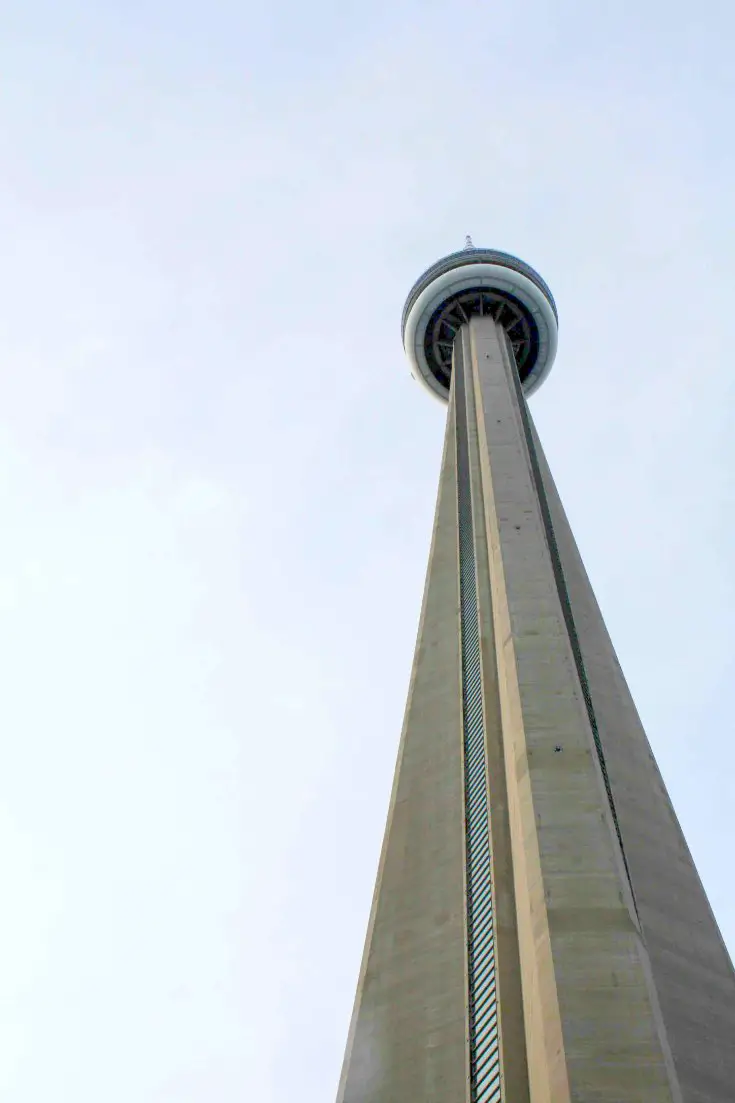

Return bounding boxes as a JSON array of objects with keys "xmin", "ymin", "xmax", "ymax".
[{"xmin": 335, "ymin": 250, "xmax": 735, "ymax": 1103}]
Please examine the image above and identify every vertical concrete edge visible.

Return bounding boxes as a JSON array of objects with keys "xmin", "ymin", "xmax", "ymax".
[
  {"xmin": 469, "ymin": 321, "xmax": 571, "ymax": 1103},
  {"xmin": 461, "ymin": 327, "xmax": 530, "ymax": 1103}
]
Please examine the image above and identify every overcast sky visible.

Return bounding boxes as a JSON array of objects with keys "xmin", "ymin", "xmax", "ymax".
[{"xmin": 0, "ymin": 2, "xmax": 733, "ymax": 1100}]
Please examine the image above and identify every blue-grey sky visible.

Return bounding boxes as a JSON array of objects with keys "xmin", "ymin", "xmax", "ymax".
[{"xmin": 0, "ymin": 3, "xmax": 733, "ymax": 1100}]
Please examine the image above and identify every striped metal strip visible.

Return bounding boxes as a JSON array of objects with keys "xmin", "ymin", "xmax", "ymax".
[{"xmin": 456, "ymin": 357, "xmax": 502, "ymax": 1103}]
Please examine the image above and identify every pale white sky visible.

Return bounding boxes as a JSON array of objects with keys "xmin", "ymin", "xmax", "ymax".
[{"xmin": 0, "ymin": 2, "xmax": 733, "ymax": 1100}]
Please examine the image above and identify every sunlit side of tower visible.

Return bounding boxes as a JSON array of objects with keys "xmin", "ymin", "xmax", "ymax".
[{"xmin": 335, "ymin": 242, "xmax": 735, "ymax": 1103}]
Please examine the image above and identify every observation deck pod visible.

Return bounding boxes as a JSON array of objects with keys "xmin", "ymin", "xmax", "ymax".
[{"xmin": 402, "ymin": 246, "xmax": 558, "ymax": 403}]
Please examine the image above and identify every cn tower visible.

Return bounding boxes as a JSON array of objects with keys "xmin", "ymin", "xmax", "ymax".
[{"xmin": 336, "ymin": 241, "xmax": 735, "ymax": 1103}]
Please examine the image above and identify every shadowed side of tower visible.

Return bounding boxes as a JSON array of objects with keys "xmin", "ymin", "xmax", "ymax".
[{"xmin": 336, "ymin": 393, "xmax": 469, "ymax": 1102}]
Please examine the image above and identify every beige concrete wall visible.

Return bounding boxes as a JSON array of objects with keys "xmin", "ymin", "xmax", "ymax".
[
  {"xmin": 530, "ymin": 420, "xmax": 735, "ymax": 1103},
  {"xmin": 336, "ymin": 383, "xmax": 469, "ymax": 1103},
  {"xmin": 469, "ymin": 316, "xmax": 682, "ymax": 1103}
]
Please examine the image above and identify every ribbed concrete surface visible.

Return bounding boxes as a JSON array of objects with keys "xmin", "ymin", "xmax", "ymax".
[{"xmin": 531, "ymin": 422, "xmax": 735, "ymax": 1103}]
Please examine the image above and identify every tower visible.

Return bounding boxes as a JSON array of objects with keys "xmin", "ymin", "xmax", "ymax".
[{"xmin": 335, "ymin": 245, "xmax": 735, "ymax": 1103}]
